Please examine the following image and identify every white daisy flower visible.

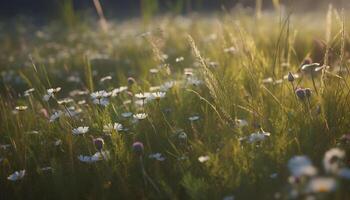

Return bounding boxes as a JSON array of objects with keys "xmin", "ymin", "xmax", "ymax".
[
  {"xmin": 103, "ymin": 123, "xmax": 123, "ymax": 133},
  {"xmin": 175, "ymin": 56, "xmax": 184, "ymax": 62},
  {"xmin": 149, "ymin": 153, "xmax": 166, "ymax": 161},
  {"xmin": 8, "ymin": 170, "xmax": 26, "ymax": 181},
  {"xmin": 247, "ymin": 132, "xmax": 270, "ymax": 143},
  {"xmin": 78, "ymin": 100, "xmax": 86, "ymax": 105},
  {"xmin": 91, "ymin": 90, "xmax": 110, "ymax": 106},
  {"xmin": 23, "ymin": 88, "xmax": 35, "ymax": 96},
  {"xmin": 15, "ymin": 106, "xmax": 28, "ymax": 111},
  {"xmin": 54, "ymin": 139, "xmax": 62, "ymax": 146},
  {"xmin": 189, "ymin": 115, "xmax": 200, "ymax": 122},
  {"xmin": 306, "ymin": 177, "xmax": 337, "ymax": 193},
  {"xmin": 149, "ymin": 68, "xmax": 159, "ymax": 74},
  {"xmin": 323, "ymin": 148, "xmax": 345, "ymax": 174},
  {"xmin": 72, "ymin": 126, "xmax": 89, "ymax": 135},
  {"xmin": 235, "ymin": 119, "xmax": 248, "ymax": 127},
  {"xmin": 49, "ymin": 111, "xmax": 63, "ymax": 122},
  {"xmin": 100, "ymin": 75, "xmax": 112, "ymax": 83},
  {"xmin": 198, "ymin": 155, "xmax": 210, "ymax": 163},
  {"xmin": 151, "ymin": 91, "xmax": 166, "ymax": 100},
  {"xmin": 111, "ymin": 86, "xmax": 128, "ymax": 96},
  {"xmin": 57, "ymin": 98, "xmax": 74, "ymax": 105},
  {"xmin": 160, "ymin": 81, "xmax": 175, "ymax": 91},
  {"xmin": 133, "ymin": 113, "xmax": 148, "ymax": 120},
  {"xmin": 135, "ymin": 92, "xmax": 152, "ymax": 100},
  {"xmin": 43, "ymin": 87, "xmax": 61, "ymax": 101}
]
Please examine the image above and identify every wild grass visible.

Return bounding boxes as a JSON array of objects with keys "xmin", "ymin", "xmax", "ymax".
[{"xmin": 1, "ymin": 6, "xmax": 350, "ymax": 200}]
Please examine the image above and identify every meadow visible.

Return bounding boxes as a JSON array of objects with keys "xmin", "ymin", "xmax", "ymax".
[{"xmin": 1, "ymin": 5, "xmax": 350, "ymax": 200}]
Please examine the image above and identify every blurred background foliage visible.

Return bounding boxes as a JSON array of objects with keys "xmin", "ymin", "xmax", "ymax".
[{"xmin": 1, "ymin": 0, "xmax": 349, "ymax": 22}]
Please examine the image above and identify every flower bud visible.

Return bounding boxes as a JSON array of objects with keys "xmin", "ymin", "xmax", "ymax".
[
  {"xmin": 132, "ymin": 141, "xmax": 144, "ymax": 155},
  {"xmin": 94, "ymin": 138, "xmax": 104, "ymax": 151},
  {"xmin": 287, "ymin": 72, "xmax": 295, "ymax": 82},
  {"xmin": 304, "ymin": 88, "xmax": 312, "ymax": 98},
  {"xmin": 295, "ymin": 88, "xmax": 306, "ymax": 100}
]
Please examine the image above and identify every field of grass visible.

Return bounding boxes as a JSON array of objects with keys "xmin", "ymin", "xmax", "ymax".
[{"xmin": 1, "ymin": 5, "xmax": 350, "ymax": 200}]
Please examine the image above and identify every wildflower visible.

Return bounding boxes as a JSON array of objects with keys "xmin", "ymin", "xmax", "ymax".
[
  {"xmin": 151, "ymin": 91, "xmax": 166, "ymax": 101},
  {"xmin": 100, "ymin": 75, "xmax": 112, "ymax": 83},
  {"xmin": 189, "ymin": 115, "xmax": 200, "ymax": 122},
  {"xmin": 78, "ymin": 151, "xmax": 110, "ymax": 163},
  {"xmin": 111, "ymin": 86, "xmax": 128, "ymax": 96},
  {"xmin": 304, "ymin": 88, "xmax": 312, "ymax": 98},
  {"xmin": 283, "ymin": 73, "xmax": 300, "ymax": 80},
  {"xmin": 262, "ymin": 77, "xmax": 274, "ymax": 84},
  {"xmin": 288, "ymin": 156, "xmax": 317, "ymax": 177},
  {"xmin": 127, "ymin": 77, "xmax": 136, "ymax": 85},
  {"xmin": 78, "ymin": 100, "xmax": 86, "ymax": 105},
  {"xmin": 8, "ymin": 170, "xmax": 26, "ymax": 181},
  {"xmin": 323, "ymin": 148, "xmax": 345, "ymax": 174},
  {"xmin": 133, "ymin": 113, "xmax": 148, "ymax": 120},
  {"xmin": 295, "ymin": 88, "xmax": 306, "ymax": 100},
  {"xmin": 65, "ymin": 107, "xmax": 81, "ymax": 117},
  {"xmin": 72, "ymin": 126, "xmax": 89, "ymax": 135},
  {"xmin": 69, "ymin": 89, "xmax": 89, "ymax": 97},
  {"xmin": 103, "ymin": 123, "xmax": 123, "ymax": 133},
  {"xmin": 150, "ymin": 86, "xmax": 161, "ymax": 92},
  {"xmin": 149, "ymin": 68, "xmax": 159, "ymax": 74},
  {"xmin": 246, "ymin": 131, "xmax": 270, "ymax": 143},
  {"xmin": 235, "ymin": 119, "xmax": 248, "ymax": 128},
  {"xmin": 301, "ymin": 63, "xmax": 320, "ymax": 72},
  {"xmin": 223, "ymin": 46, "xmax": 236, "ymax": 54},
  {"xmin": 23, "ymin": 88, "xmax": 35, "ymax": 96},
  {"xmin": 178, "ymin": 131, "xmax": 188, "ymax": 141},
  {"xmin": 175, "ymin": 56, "xmax": 184, "ymax": 62},
  {"xmin": 184, "ymin": 68, "xmax": 193, "ymax": 76},
  {"xmin": 187, "ymin": 77, "xmax": 202, "ymax": 86},
  {"xmin": 43, "ymin": 87, "xmax": 61, "ymax": 101},
  {"xmin": 132, "ymin": 141, "xmax": 144, "ymax": 155},
  {"xmin": 54, "ymin": 139, "xmax": 62, "ymax": 146},
  {"xmin": 301, "ymin": 57, "xmax": 313, "ymax": 66},
  {"xmin": 57, "ymin": 98, "xmax": 74, "ymax": 105},
  {"xmin": 135, "ymin": 92, "xmax": 152, "ymax": 100},
  {"xmin": 306, "ymin": 177, "xmax": 337, "ymax": 193},
  {"xmin": 15, "ymin": 105, "xmax": 28, "ymax": 111},
  {"xmin": 93, "ymin": 138, "xmax": 104, "ymax": 151},
  {"xmin": 0, "ymin": 144, "xmax": 11, "ymax": 150},
  {"xmin": 40, "ymin": 166, "xmax": 53, "ymax": 172},
  {"xmin": 91, "ymin": 90, "xmax": 110, "ymax": 106},
  {"xmin": 121, "ymin": 112, "xmax": 133, "ymax": 118},
  {"xmin": 149, "ymin": 153, "xmax": 166, "ymax": 161},
  {"xmin": 160, "ymin": 81, "xmax": 175, "ymax": 91},
  {"xmin": 198, "ymin": 155, "xmax": 210, "ymax": 163},
  {"xmin": 287, "ymin": 72, "xmax": 295, "ymax": 82}
]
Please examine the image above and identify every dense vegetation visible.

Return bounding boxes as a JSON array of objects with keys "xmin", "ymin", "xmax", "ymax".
[{"xmin": 1, "ymin": 5, "xmax": 350, "ymax": 200}]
